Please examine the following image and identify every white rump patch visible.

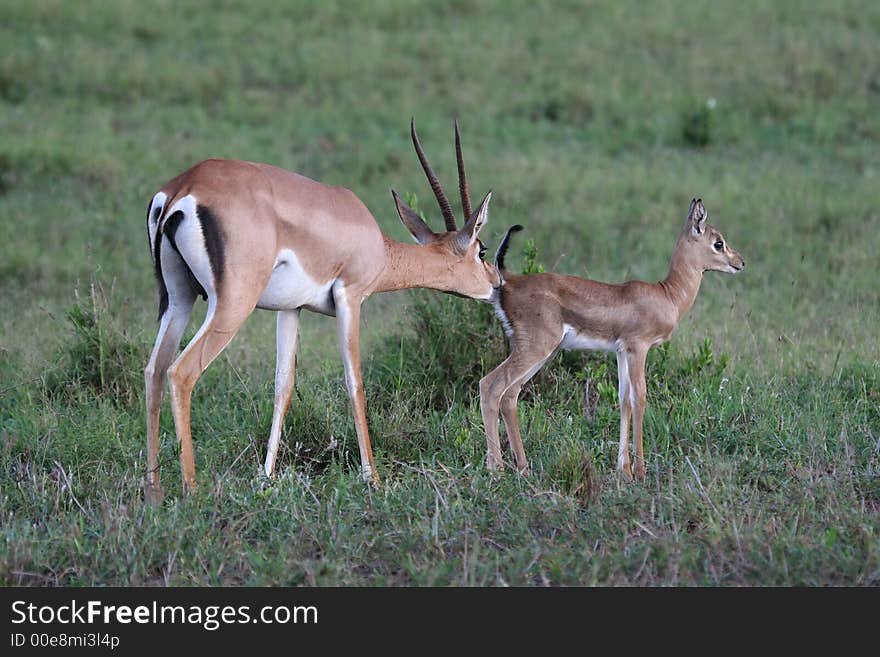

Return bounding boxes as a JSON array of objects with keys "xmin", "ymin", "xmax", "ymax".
[
  {"xmin": 161, "ymin": 194, "xmax": 215, "ymax": 298},
  {"xmin": 147, "ymin": 191, "xmax": 167, "ymax": 256}
]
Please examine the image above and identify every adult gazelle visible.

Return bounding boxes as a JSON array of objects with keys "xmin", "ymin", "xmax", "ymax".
[{"xmin": 144, "ymin": 120, "xmax": 497, "ymax": 502}]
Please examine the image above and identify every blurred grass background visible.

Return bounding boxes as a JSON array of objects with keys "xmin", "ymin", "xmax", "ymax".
[{"xmin": 1, "ymin": 1, "xmax": 878, "ymax": 585}]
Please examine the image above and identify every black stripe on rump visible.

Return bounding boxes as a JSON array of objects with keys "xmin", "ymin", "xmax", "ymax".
[
  {"xmin": 153, "ymin": 209, "xmax": 210, "ymax": 321},
  {"xmin": 163, "ymin": 209, "xmax": 185, "ymax": 253},
  {"xmin": 155, "ymin": 210, "xmax": 187, "ymax": 320},
  {"xmin": 151, "ymin": 203, "xmax": 226, "ymax": 322},
  {"xmin": 196, "ymin": 204, "xmax": 225, "ymax": 288},
  {"xmin": 164, "ymin": 209, "xmax": 207, "ymax": 303}
]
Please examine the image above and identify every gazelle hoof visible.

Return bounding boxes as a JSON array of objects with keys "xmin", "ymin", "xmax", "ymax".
[{"xmin": 362, "ymin": 465, "xmax": 380, "ymax": 488}]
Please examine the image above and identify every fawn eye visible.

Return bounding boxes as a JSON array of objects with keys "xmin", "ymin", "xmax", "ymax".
[{"xmin": 713, "ymin": 240, "xmax": 724, "ymax": 251}]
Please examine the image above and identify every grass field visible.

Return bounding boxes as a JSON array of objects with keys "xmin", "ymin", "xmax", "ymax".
[{"xmin": 1, "ymin": 1, "xmax": 878, "ymax": 585}]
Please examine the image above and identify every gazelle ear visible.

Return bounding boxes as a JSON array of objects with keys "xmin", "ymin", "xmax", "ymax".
[
  {"xmin": 392, "ymin": 190, "xmax": 437, "ymax": 245},
  {"xmin": 687, "ymin": 197, "xmax": 707, "ymax": 236},
  {"xmin": 454, "ymin": 191, "xmax": 491, "ymax": 252}
]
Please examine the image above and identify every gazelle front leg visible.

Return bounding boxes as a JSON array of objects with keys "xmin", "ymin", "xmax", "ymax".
[
  {"xmin": 333, "ymin": 282, "xmax": 378, "ymax": 485},
  {"xmin": 479, "ymin": 357, "xmax": 513, "ymax": 471},
  {"xmin": 615, "ymin": 348, "xmax": 633, "ymax": 480},
  {"xmin": 264, "ymin": 309, "xmax": 301, "ymax": 478},
  {"xmin": 627, "ymin": 346, "xmax": 649, "ymax": 481},
  {"xmin": 480, "ymin": 340, "xmax": 558, "ymax": 472}
]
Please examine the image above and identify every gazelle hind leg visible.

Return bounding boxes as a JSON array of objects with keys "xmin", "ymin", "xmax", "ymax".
[
  {"xmin": 144, "ymin": 234, "xmax": 198, "ymax": 504},
  {"xmin": 499, "ymin": 343, "xmax": 562, "ymax": 475},
  {"xmin": 144, "ymin": 297, "xmax": 195, "ymax": 503},
  {"xmin": 480, "ymin": 356, "xmax": 514, "ymax": 470},
  {"xmin": 499, "ymin": 382, "xmax": 529, "ymax": 474},
  {"xmin": 168, "ymin": 289, "xmax": 261, "ymax": 494},
  {"xmin": 264, "ymin": 309, "xmax": 301, "ymax": 478},
  {"xmin": 480, "ymin": 340, "xmax": 559, "ymax": 471}
]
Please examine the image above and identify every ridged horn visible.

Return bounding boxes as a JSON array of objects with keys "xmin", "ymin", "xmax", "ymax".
[
  {"xmin": 411, "ymin": 118, "xmax": 457, "ymax": 231},
  {"xmin": 454, "ymin": 119, "xmax": 471, "ymax": 220}
]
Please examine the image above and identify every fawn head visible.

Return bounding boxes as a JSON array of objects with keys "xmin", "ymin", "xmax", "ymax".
[{"xmin": 682, "ymin": 198, "xmax": 745, "ymax": 274}]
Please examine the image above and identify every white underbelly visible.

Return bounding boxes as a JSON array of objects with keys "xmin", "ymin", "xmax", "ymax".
[
  {"xmin": 559, "ymin": 323, "xmax": 618, "ymax": 352},
  {"xmin": 257, "ymin": 248, "xmax": 336, "ymax": 315}
]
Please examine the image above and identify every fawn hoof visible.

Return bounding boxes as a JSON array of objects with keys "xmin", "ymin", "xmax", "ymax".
[
  {"xmin": 145, "ymin": 482, "xmax": 165, "ymax": 506},
  {"xmin": 486, "ymin": 454, "xmax": 505, "ymax": 473}
]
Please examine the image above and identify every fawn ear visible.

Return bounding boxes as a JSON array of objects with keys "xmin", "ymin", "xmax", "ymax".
[
  {"xmin": 392, "ymin": 190, "xmax": 437, "ymax": 245},
  {"xmin": 687, "ymin": 198, "xmax": 707, "ymax": 236}
]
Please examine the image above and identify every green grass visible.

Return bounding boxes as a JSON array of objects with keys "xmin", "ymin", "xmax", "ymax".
[{"xmin": 1, "ymin": 0, "xmax": 878, "ymax": 585}]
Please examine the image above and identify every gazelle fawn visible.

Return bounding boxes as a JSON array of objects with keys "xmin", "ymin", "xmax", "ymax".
[
  {"xmin": 481, "ymin": 198, "xmax": 744, "ymax": 481},
  {"xmin": 144, "ymin": 120, "xmax": 498, "ymax": 502}
]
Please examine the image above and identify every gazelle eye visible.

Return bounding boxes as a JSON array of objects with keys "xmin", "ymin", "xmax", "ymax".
[
  {"xmin": 478, "ymin": 247, "xmax": 487, "ymax": 260},
  {"xmin": 713, "ymin": 240, "xmax": 724, "ymax": 251}
]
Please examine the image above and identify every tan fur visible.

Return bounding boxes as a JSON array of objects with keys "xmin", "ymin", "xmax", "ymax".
[{"xmin": 481, "ymin": 199, "xmax": 744, "ymax": 480}]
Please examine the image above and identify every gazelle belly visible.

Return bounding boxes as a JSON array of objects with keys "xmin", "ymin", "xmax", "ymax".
[
  {"xmin": 560, "ymin": 323, "xmax": 618, "ymax": 352},
  {"xmin": 257, "ymin": 248, "xmax": 336, "ymax": 315}
]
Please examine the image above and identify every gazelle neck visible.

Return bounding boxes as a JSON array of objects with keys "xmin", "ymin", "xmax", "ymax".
[
  {"xmin": 660, "ymin": 237, "xmax": 704, "ymax": 321},
  {"xmin": 373, "ymin": 236, "xmax": 456, "ymax": 294}
]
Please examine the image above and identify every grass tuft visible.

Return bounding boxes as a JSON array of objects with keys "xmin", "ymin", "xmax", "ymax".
[
  {"xmin": 46, "ymin": 279, "xmax": 144, "ymax": 407},
  {"xmin": 681, "ymin": 101, "xmax": 713, "ymax": 148}
]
